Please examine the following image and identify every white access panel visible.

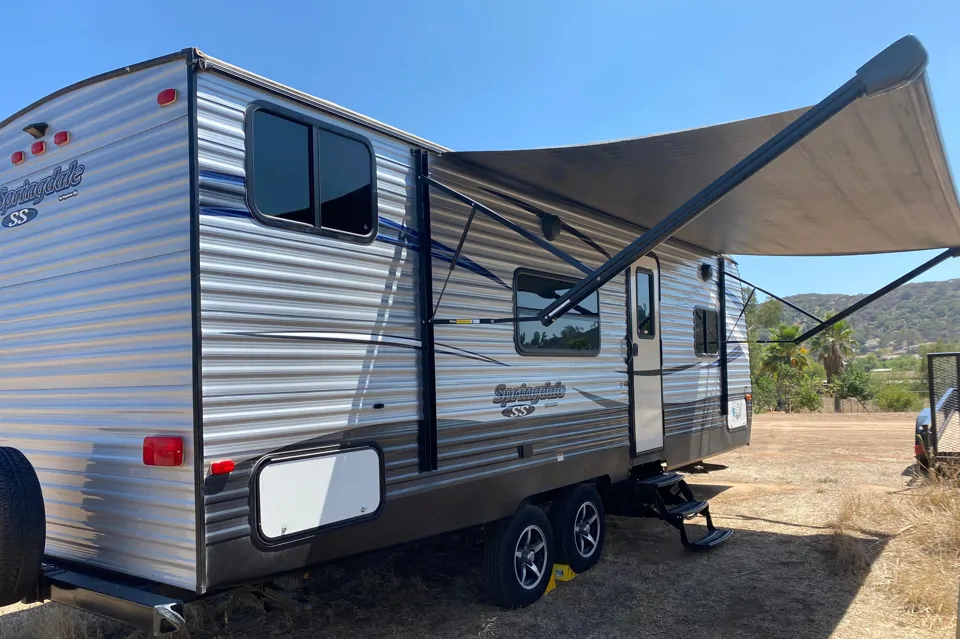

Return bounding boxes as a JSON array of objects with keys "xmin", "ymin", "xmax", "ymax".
[
  {"xmin": 728, "ymin": 398, "xmax": 748, "ymax": 429},
  {"xmin": 257, "ymin": 447, "xmax": 383, "ymax": 540}
]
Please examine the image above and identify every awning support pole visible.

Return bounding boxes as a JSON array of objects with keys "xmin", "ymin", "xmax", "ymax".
[
  {"xmin": 432, "ymin": 204, "xmax": 478, "ymax": 318},
  {"xmin": 538, "ymin": 35, "xmax": 928, "ymax": 326},
  {"xmin": 794, "ymin": 246, "xmax": 960, "ymax": 344},
  {"xmin": 726, "ymin": 287, "xmax": 756, "ymax": 343},
  {"xmin": 725, "ymin": 273, "xmax": 823, "ymax": 324},
  {"xmin": 423, "ymin": 176, "xmax": 592, "ymax": 276}
]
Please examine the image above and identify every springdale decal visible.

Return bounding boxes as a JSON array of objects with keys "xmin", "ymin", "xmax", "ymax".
[
  {"xmin": 493, "ymin": 381, "xmax": 566, "ymax": 418},
  {"xmin": 0, "ymin": 160, "xmax": 85, "ymax": 229}
]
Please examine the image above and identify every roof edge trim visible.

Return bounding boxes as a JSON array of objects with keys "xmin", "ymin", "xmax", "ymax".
[{"xmin": 0, "ymin": 49, "xmax": 192, "ymax": 130}]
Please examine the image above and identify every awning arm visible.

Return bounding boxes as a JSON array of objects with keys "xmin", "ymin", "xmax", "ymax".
[
  {"xmin": 794, "ymin": 246, "xmax": 960, "ymax": 344},
  {"xmin": 538, "ymin": 35, "xmax": 928, "ymax": 326},
  {"xmin": 432, "ymin": 203, "xmax": 478, "ymax": 318},
  {"xmin": 423, "ymin": 176, "xmax": 592, "ymax": 276},
  {"xmin": 726, "ymin": 273, "xmax": 824, "ymax": 324}
]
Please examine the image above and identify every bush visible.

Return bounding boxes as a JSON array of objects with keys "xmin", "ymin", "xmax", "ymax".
[
  {"xmin": 751, "ymin": 374, "xmax": 777, "ymax": 413},
  {"xmin": 875, "ymin": 383, "xmax": 922, "ymax": 412},
  {"xmin": 833, "ymin": 364, "xmax": 877, "ymax": 404},
  {"xmin": 791, "ymin": 370, "xmax": 824, "ymax": 412}
]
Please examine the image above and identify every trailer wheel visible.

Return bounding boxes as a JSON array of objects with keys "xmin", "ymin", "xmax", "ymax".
[
  {"xmin": 0, "ymin": 447, "xmax": 45, "ymax": 607},
  {"xmin": 550, "ymin": 483, "xmax": 605, "ymax": 573},
  {"xmin": 482, "ymin": 505, "xmax": 554, "ymax": 608}
]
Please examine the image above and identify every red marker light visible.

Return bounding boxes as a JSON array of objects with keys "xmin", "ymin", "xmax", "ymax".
[
  {"xmin": 54, "ymin": 131, "xmax": 70, "ymax": 146},
  {"xmin": 210, "ymin": 460, "xmax": 235, "ymax": 475},
  {"xmin": 11, "ymin": 151, "xmax": 24, "ymax": 165},
  {"xmin": 143, "ymin": 436, "xmax": 184, "ymax": 467},
  {"xmin": 745, "ymin": 394, "xmax": 753, "ymax": 402},
  {"xmin": 31, "ymin": 141, "xmax": 45, "ymax": 156},
  {"xmin": 156, "ymin": 89, "xmax": 178, "ymax": 107}
]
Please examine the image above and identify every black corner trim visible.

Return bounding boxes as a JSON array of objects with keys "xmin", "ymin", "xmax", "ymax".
[
  {"xmin": 248, "ymin": 442, "xmax": 386, "ymax": 552},
  {"xmin": 414, "ymin": 150, "xmax": 438, "ymax": 472},
  {"xmin": 718, "ymin": 258, "xmax": 728, "ymax": 418},
  {"xmin": 242, "ymin": 100, "xmax": 378, "ymax": 245},
  {"xmin": 185, "ymin": 54, "xmax": 206, "ymax": 595}
]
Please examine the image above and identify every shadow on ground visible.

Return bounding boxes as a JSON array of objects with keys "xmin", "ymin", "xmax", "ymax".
[{"xmin": 2, "ymin": 512, "xmax": 889, "ymax": 639}]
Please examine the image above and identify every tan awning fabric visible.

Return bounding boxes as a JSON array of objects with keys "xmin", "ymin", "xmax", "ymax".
[{"xmin": 446, "ymin": 75, "xmax": 960, "ymax": 256}]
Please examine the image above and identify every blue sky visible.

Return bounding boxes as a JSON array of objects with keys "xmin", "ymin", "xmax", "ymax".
[{"xmin": 3, "ymin": 0, "xmax": 959, "ymax": 296}]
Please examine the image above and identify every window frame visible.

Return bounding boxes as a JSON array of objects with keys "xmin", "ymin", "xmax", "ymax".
[
  {"xmin": 513, "ymin": 268, "xmax": 601, "ymax": 358},
  {"xmin": 693, "ymin": 306, "xmax": 720, "ymax": 357},
  {"xmin": 244, "ymin": 100, "xmax": 378, "ymax": 245},
  {"xmin": 634, "ymin": 267, "xmax": 656, "ymax": 340}
]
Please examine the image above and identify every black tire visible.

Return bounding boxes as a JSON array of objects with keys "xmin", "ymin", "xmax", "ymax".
[
  {"xmin": 483, "ymin": 505, "xmax": 554, "ymax": 608},
  {"xmin": 0, "ymin": 447, "xmax": 46, "ymax": 607},
  {"xmin": 550, "ymin": 483, "xmax": 605, "ymax": 573}
]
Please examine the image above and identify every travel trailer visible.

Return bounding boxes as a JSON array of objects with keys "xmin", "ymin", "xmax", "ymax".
[{"xmin": 1, "ymin": 36, "xmax": 958, "ymax": 634}]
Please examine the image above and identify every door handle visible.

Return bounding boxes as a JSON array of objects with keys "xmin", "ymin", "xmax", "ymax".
[{"xmin": 632, "ymin": 343, "xmax": 639, "ymax": 357}]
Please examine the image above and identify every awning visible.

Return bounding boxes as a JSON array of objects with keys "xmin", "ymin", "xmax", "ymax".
[{"xmin": 445, "ymin": 75, "xmax": 960, "ymax": 257}]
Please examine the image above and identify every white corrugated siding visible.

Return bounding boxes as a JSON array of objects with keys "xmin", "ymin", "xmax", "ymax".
[
  {"xmin": 196, "ymin": 72, "xmax": 421, "ymax": 546},
  {"xmin": 428, "ymin": 158, "xmax": 746, "ymax": 471},
  {"xmin": 0, "ymin": 61, "xmax": 196, "ymax": 589}
]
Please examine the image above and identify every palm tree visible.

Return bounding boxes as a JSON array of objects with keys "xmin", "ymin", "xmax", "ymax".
[
  {"xmin": 760, "ymin": 324, "xmax": 812, "ymax": 373},
  {"xmin": 810, "ymin": 314, "xmax": 857, "ymax": 412},
  {"xmin": 760, "ymin": 324, "xmax": 813, "ymax": 411}
]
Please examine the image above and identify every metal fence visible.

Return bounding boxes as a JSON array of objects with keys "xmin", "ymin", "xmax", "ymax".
[{"xmin": 929, "ymin": 352, "xmax": 960, "ymax": 455}]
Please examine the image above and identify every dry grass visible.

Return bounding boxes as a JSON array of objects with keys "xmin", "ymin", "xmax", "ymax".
[
  {"xmin": 1, "ymin": 412, "xmax": 956, "ymax": 638},
  {"xmin": 832, "ymin": 474, "xmax": 960, "ymax": 629}
]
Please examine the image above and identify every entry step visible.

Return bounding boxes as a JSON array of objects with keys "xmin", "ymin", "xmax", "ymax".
[
  {"xmin": 665, "ymin": 500, "xmax": 709, "ymax": 519},
  {"xmin": 635, "ymin": 471, "xmax": 684, "ymax": 489},
  {"xmin": 688, "ymin": 528, "xmax": 734, "ymax": 551}
]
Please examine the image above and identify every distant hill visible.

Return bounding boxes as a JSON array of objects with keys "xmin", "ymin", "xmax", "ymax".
[{"xmin": 775, "ymin": 278, "xmax": 960, "ymax": 353}]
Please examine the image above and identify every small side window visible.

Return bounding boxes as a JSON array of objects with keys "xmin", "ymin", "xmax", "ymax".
[
  {"xmin": 249, "ymin": 111, "xmax": 313, "ymax": 226},
  {"xmin": 636, "ymin": 269, "xmax": 655, "ymax": 339},
  {"xmin": 317, "ymin": 128, "xmax": 375, "ymax": 236},
  {"xmin": 247, "ymin": 103, "xmax": 377, "ymax": 242},
  {"xmin": 515, "ymin": 271, "xmax": 600, "ymax": 356},
  {"xmin": 693, "ymin": 307, "xmax": 720, "ymax": 356}
]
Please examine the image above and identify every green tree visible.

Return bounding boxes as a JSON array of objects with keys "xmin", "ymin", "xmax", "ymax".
[
  {"xmin": 760, "ymin": 324, "xmax": 812, "ymax": 373},
  {"xmin": 860, "ymin": 353, "xmax": 879, "ymax": 371},
  {"xmin": 875, "ymin": 383, "xmax": 922, "ymax": 412},
  {"xmin": 832, "ymin": 363, "xmax": 877, "ymax": 409},
  {"xmin": 744, "ymin": 297, "xmax": 784, "ymax": 377},
  {"xmin": 810, "ymin": 315, "xmax": 857, "ymax": 412},
  {"xmin": 751, "ymin": 374, "xmax": 777, "ymax": 413},
  {"xmin": 760, "ymin": 325, "xmax": 815, "ymax": 411}
]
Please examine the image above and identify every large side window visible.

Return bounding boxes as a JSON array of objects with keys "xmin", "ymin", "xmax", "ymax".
[
  {"xmin": 247, "ymin": 105, "xmax": 377, "ymax": 241},
  {"xmin": 693, "ymin": 307, "xmax": 720, "ymax": 356},
  {"xmin": 636, "ymin": 269, "xmax": 655, "ymax": 339},
  {"xmin": 515, "ymin": 271, "xmax": 600, "ymax": 356}
]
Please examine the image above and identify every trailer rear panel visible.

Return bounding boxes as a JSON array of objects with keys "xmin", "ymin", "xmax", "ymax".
[{"xmin": 0, "ymin": 60, "xmax": 196, "ymax": 590}]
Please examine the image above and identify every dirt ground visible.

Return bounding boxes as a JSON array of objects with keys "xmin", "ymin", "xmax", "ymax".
[{"xmin": 1, "ymin": 412, "xmax": 953, "ymax": 639}]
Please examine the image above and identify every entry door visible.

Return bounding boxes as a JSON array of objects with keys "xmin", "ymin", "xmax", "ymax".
[{"xmin": 629, "ymin": 258, "xmax": 663, "ymax": 455}]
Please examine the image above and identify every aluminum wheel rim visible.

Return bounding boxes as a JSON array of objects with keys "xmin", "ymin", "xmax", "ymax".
[
  {"xmin": 513, "ymin": 524, "xmax": 548, "ymax": 590},
  {"xmin": 574, "ymin": 502, "xmax": 600, "ymax": 558}
]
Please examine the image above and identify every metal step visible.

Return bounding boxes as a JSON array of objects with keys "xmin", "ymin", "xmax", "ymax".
[
  {"xmin": 635, "ymin": 471, "xmax": 684, "ymax": 489},
  {"xmin": 687, "ymin": 528, "xmax": 734, "ymax": 551},
  {"xmin": 665, "ymin": 500, "xmax": 709, "ymax": 519}
]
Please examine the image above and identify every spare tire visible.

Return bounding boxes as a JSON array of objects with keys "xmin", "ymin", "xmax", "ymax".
[{"xmin": 0, "ymin": 447, "xmax": 45, "ymax": 607}]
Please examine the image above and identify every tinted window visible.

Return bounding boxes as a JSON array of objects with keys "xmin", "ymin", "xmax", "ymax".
[
  {"xmin": 250, "ymin": 110, "xmax": 313, "ymax": 226},
  {"xmin": 248, "ymin": 106, "xmax": 377, "ymax": 240},
  {"xmin": 515, "ymin": 272, "xmax": 600, "ymax": 355},
  {"xmin": 317, "ymin": 129, "xmax": 375, "ymax": 236},
  {"xmin": 694, "ymin": 307, "xmax": 720, "ymax": 356},
  {"xmin": 636, "ymin": 270, "xmax": 655, "ymax": 338}
]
